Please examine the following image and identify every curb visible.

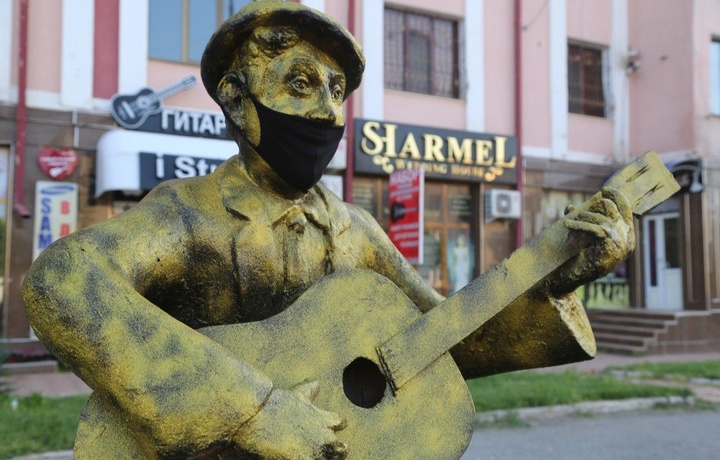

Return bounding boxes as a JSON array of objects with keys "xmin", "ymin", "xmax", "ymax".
[
  {"xmin": 11, "ymin": 452, "xmax": 73, "ymax": 460},
  {"xmin": 475, "ymin": 395, "xmax": 696, "ymax": 424}
]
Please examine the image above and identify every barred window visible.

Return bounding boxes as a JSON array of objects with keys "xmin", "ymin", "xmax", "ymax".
[
  {"xmin": 385, "ymin": 8, "xmax": 460, "ymax": 98},
  {"xmin": 568, "ymin": 44, "xmax": 607, "ymax": 117},
  {"xmin": 149, "ymin": 0, "xmax": 252, "ymax": 64}
]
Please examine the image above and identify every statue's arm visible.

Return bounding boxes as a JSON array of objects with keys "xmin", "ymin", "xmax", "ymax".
[
  {"xmin": 22, "ymin": 190, "xmax": 272, "ymax": 457},
  {"xmin": 350, "ymin": 189, "xmax": 634, "ymax": 380}
]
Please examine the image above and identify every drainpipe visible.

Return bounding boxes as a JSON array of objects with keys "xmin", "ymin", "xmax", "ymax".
[
  {"xmin": 514, "ymin": 0, "xmax": 523, "ymax": 247},
  {"xmin": 343, "ymin": 0, "xmax": 356, "ymax": 204},
  {"xmin": 14, "ymin": 0, "xmax": 31, "ymax": 218}
]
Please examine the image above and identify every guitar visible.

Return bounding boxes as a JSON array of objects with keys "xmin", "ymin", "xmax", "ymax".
[
  {"xmin": 110, "ymin": 76, "xmax": 197, "ymax": 129},
  {"xmin": 73, "ymin": 152, "xmax": 679, "ymax": 459}
]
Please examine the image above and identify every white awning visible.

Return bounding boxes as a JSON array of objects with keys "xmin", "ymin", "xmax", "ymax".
[{"xmin": 95, "ymin": 130, "xmax": 237, "ymax": 196}]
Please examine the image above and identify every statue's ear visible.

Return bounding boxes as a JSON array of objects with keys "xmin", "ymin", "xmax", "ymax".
[{"xmin": 216, "ymin": 72, "xmax": 247, "ymax": 130}]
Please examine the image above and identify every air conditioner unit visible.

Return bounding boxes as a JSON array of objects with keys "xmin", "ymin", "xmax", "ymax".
[{"xmin": 485, "ymin": 189, "xmax": 521, "ymax": 220}]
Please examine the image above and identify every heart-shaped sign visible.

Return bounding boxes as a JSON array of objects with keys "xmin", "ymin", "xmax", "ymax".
[{"xmin": 37, "ymin": 148, "xmax": 79, "ymax": 181}]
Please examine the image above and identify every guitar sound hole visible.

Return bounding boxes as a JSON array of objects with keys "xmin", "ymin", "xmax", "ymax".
[{"xmin": 342, "ymin": 357, "xmax": 387, "ymax": 408}]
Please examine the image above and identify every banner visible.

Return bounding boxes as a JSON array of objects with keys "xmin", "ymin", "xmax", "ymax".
[
  {"xmin": 33, "ymin": 182, "xmax": 78, "ymax": 260},
  {"xmin": 389, "ymin": 168, "xmax": 424, "ymax": 264}
]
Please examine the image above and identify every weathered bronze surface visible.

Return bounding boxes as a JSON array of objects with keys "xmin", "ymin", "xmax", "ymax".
[{"xmin": 21, "ymin": 1, "xmax": 677, "ymax": 459}]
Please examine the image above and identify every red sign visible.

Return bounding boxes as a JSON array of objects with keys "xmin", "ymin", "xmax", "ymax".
[
  {"xmin": 37, "ymin": 148, "xmax": 78, "ymax": 180},
  {"xmin": 389, "ymin": 168, "xmax": 424, "ymax": 264}
]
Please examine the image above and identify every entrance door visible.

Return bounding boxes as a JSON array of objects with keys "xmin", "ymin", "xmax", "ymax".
[{"xmin": 643, "ymin": 213, "xmax": 682, "ymax": 310}]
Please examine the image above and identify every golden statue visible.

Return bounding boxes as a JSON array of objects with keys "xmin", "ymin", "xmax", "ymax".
[{"xmin": 21, "ymin": 1, "xmax": 677, "ymax": 459}]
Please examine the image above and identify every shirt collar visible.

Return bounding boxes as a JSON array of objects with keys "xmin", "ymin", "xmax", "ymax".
[{"xmin": 218, "ymin": 155, "xmax": 350, "ymax": 234}]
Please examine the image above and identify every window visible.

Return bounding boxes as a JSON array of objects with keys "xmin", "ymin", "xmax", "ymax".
[
  {"xmin": 384, "ymin": 8, "xmax": 460, "ymax": 98},
  {"xmin": 568, "ymin": 43, "xmax": 607, "ymax": 117},
  {"xmin": 711, "ymin": 39, "xmax": 720, "ymax": 115},
  {"xmin": 149, "ymin": 0, "xmax": 252, "ymax": 63}
]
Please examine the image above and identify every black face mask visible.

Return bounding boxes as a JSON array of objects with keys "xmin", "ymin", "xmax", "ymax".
[{"xmin": 245, "ymin": 93, "xmax": 345, "ymax": 193}]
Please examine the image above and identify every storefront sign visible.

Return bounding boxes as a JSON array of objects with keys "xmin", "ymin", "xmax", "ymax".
[
  {"xmin": 109, "ymin": 76, "xmax": 230, "ymax": 140},
  {"xmin": 355, "ymin": 119, "xmax": 518, "ymax": 184},
  {"xmin": 136, "ymin": 108, "xmax": 229, "ymax": 140},
  {"xmin": 139, "ymin": 153, "xmax": 226, "ymax": 191},
  {"xmin": 388, "ymin": 168, "xmax": 424, "ymax": 264},
  {"xmin": 110, "ymin": 76, "xmax": 197, "ymax": 129},
  {"xmin": 37, "ymin": 148, "xmax": 78, "ymax": 180},
  {"xmin": 95, "ymin": 130, "xmax": 237, "ymax": 196},
  {"xmin": 33, "ymin": 182, "xmax": 78, "ymax": 260}
]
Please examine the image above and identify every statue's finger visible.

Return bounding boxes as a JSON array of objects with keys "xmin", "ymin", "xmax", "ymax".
[
  {"xmin": 573, "ymin": 210, "xmax": 613, "ymax": 226},
  {"xmin": 319, "ymin": 408, "xmax": 347, "ymax": 431},
  {"xmin": 586, "ymin": 197, "xmax": 620, "ymax": 221},
  {"xmin": 601, "ymin": 187, "xmax": 632, "ymax": 221},
  {"xmin": 565, "ymin": 219, "xmax": 607, "ymax": 239},
  {"xmin": 293, "ymin": 380, "xmax": 320, "ymax": 401},
  {"xmin": 321, "ymin": 440, "xmax": 348, "ymax": 460}
]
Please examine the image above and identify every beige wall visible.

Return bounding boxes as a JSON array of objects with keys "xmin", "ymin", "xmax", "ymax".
[
  {"xmin": 484, "ymin": 0, "xmax": 516, "ymax": 136},
  {"xmin": 520, "ymin": 0, "xmax": 551, "ymax": 149},
  {"xmin": 27, "ymin": 0, "xmax": 62, "ymax": 93},
  {"xmin": 629, "ymin": 0, "xmax": 695, "ymax": 155}
]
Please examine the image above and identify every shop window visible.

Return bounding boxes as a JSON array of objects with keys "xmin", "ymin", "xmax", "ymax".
[
  {"xmin": 384, "ymin": 8, "xmax": 460, "ymax": 98},
  {"xmin": 711, "ymin": 38, "xmax": 720, "ymax": 115},
  {"xmin": 149, "ymin": 0, "xmax": 252, "ymax": 63},
  {"xmin": 568, "ymin": 43, "xmax": 608, "ymax": 117},
  {"xmin": 352, "ymin": 178, "xmax": 389, "ymax": 232},
  {"xmin": 352, "ymin": 178, "xmax": 475, "ymax": 295}
]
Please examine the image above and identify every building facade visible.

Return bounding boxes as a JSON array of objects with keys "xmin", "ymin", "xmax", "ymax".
[{"xmin": 1, "ymin": 0, "xmax": 718, "ymax": 360}]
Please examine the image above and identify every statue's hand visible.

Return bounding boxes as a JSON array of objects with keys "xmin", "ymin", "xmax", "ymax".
[
  {"xmin": 546, "ymin": 187, "xmax": 635, "ymax": 297},
  {"xmin": 231, "ymin": 381, "xmax": 347, "ymax": 459}
]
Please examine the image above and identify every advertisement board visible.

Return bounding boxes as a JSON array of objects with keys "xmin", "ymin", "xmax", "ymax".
[
  {"xmin": 33, "ymin": 181, "xmax": 78, "ymax": 260},
  {"xmin": 388, "ymin": 168, "xmax": 424, "ymax": 264}
]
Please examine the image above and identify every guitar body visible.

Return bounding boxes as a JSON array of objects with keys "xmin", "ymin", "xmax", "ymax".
[
  {"xmin": 74, "ymin": 270, "xmax": 475, "ymax": 459},
  {"xmin": 110, "ymin": 88, "xmax": 162, "ymax": 129}
]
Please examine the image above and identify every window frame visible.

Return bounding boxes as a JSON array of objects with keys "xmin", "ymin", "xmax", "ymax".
[
  {"xmin": 711, "ymin": 37, "xmax": 720, "ymax": 116},
  {"xmin": 149, "ymin": 0, "xmax": 252, "ymax": 64},
  {"xmin": 384, "ymin": 7, "xmax": 461, "ymax": 99},
  {"xmin": 567, "ymin": 41, "xmax": 610, "ymax": 118}
]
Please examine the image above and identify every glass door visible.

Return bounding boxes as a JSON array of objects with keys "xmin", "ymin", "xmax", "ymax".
[{"xmin": 643, "ymin": 213, "xmax": 682, "ymax": 310}]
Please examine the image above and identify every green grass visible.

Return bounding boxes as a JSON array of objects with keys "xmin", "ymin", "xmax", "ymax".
[
  {"xmin": 467, "ymin": 370, "xmax": 692, "ymax": 412},
  {"xmin": 0, "ymin": 393, "xmax": 89, "ymax": 459},
  {"xmin": 605, "ymin": 360, "xmax": 720, "ymax": 381}
]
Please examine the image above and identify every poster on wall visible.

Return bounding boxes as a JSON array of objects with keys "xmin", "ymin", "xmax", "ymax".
[
  {"xmin": 388, "ymin": 168, "xmax": 424, "ymax": 264},
  {"xmin": 32, "ymin": 181, "xmax": 78, "ymax": 260}
]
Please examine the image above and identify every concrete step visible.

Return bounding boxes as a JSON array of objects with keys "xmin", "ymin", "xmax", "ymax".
[
  {"xmin": 587, "ymin": 309, "xmax": 678, "ymax": 321},
  {"xmin": 1, "ymin": 360, "xmax": 59, "ymax": 375},
  {"xmin": 589, "ymin": 316, "xmax": 673, "ymax": 330},
  {"xmin": 591, "ymin": 324, "xmax": 658, "ymax": 338},
  {"xmin": 594, "ymin": 332, "xmax": 649, "ymax": 348},
  {"xmin": 595, "ymin": 342, "xmax": 647, "ymax": 355}
]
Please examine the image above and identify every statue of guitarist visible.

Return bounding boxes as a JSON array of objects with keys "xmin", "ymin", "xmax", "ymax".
[{"xmin": 22, "ymin": 2, "xmax": 638, "ymax": 459}]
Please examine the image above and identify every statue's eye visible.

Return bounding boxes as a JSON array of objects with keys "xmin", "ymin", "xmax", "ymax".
[
  {"xmin": 331, "ymin": 85, "xmax": 344, "ymax": 102},
  {"xmin": 290, "ymin": 76, "xmax": 311, "ymax": 94}
]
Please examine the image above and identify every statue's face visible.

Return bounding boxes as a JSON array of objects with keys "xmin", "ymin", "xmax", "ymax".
[{"xmin": 247, "ymin": 41, "xmax": 346, "ymax": 127}]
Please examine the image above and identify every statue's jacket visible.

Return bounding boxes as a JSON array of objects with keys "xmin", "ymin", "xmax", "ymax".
[{"xmin": 21, "ymin": 155, "xmax": 595, "ymax": 451}]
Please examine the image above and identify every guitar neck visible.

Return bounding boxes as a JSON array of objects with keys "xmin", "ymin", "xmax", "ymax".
[
  {"xmin": 377, "ymin": 151, "xmax": 680, "ymax": 392},
  {"xmin": 155, "ymin": 76, "xmax": 197, "ymax": 102}
]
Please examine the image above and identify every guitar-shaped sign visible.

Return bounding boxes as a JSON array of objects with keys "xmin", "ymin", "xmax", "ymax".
[
  {"xmin": 74, "ymin": 152, "xmax": 679, "ymax": 459},
  {"xmin": 110, "ymin": 76, "xmax": 197, "ymax": 129}
]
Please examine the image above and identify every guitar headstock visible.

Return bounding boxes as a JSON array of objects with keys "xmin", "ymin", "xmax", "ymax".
[{"xmin": 604, "ymin": 151, "xmax": 681, "ymax": 217}]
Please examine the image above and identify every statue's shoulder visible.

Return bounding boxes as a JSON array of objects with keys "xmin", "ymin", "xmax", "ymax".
[{"xmin": 141, "ymin": 159, "xmax": 231, "ymax": 213}]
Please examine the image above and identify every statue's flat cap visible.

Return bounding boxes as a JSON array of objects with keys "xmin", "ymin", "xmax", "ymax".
[{"xmin": 201, "ymin": 0, "xmax": 365, "ymax": 103}]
